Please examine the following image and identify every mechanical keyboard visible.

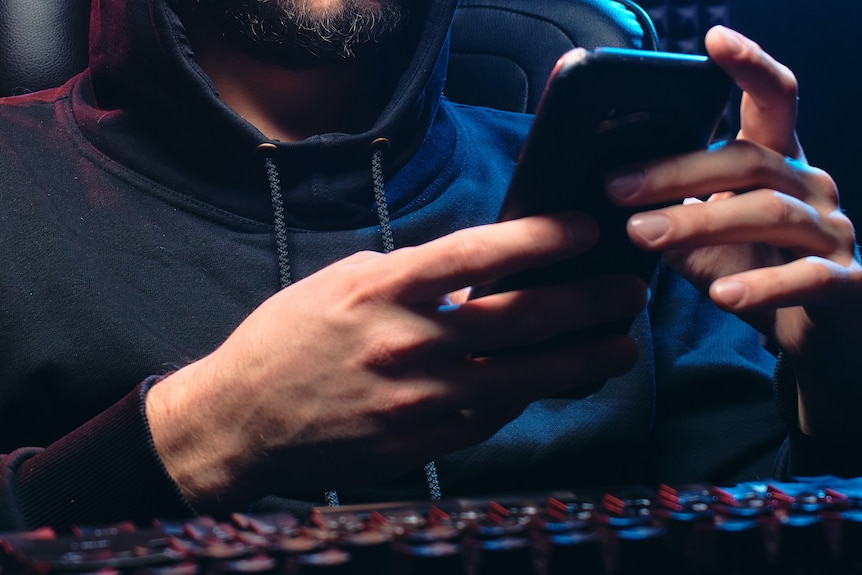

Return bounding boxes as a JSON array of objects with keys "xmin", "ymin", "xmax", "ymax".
[{"xmin": 3, "ymin": 475, "xmax": 862, "ymax": 574}]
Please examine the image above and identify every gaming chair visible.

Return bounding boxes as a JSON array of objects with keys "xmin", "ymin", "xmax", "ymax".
[
  {"xmin": 0, "ymin": 0, "xmax": 658, "ymax": 107},
  {"xmin": 448, "ymin": 0, "xmax": 659, "ymax": 113}
]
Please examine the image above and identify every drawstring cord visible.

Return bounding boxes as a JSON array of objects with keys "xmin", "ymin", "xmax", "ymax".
[
  {"xmin": 371, "ymin": 138, "xmax": 441, "ymax": 502},
  {"xmin": 256, "ymin": 140, "xmax": 442, "ymax": 507},
  {"xmin": 264, "ymin": 158, "xmax": 292, "ymax": 288},
  {"xmin": 424, "ymin": 461, "xmax": 442, "ymax": 501},
  {"xmin": 370, "ymin": 138, "xmax": 396, "ymax": 254}
]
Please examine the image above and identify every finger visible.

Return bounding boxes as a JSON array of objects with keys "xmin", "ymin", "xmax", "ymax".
[
  {"xmin": 710, "ymin": 257, "xmax": 862, "ymax": 312},
  {"xmin": 379, "ymin": 213, "xmax": 600, "ymax": 303},
  {"xmin": 445, "ymin": 286, "xmax": 473, "ymax": 306},
  {"xmin": 433, "ymin": 275, "xmax": 648, "ymax": 352},
  {"xmin": 445, "ymin": 333, "xmax": 640, "ymax": 405},
  {"xmin": 607, "ymin": 140, "xmax": 831, "ymax": 208},
  {"xmin": 399, "ymin": 404, "xmax": 530, "ymax": 462},
  {"xmin": 705, "ymin": 25, "xmax": 801, "ymax": 158},
  {"xmin": 626, "ymin": 189, "xmax": 853, "ymax": 259}
]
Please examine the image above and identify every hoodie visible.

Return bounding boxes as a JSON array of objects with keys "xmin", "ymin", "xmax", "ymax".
[{"xmin": 0, "ymin": 0, "xmax": 796, "ymax": 532}]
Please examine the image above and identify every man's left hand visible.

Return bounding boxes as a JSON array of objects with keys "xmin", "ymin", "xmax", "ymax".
[{"xmin": 606, "ymin": 25, "xmax": 862, "ymax": 439}]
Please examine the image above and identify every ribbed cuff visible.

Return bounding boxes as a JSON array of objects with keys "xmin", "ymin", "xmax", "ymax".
[{"xmin": 15, "ymin": 377, "xmax": 196, "ymax": 532}]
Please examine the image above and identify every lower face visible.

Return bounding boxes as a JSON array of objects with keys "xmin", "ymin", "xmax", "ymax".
[
  {"xmin": 191, "ymin": 0, "xmax": 410, "ymax": 68},
  {"xmin": 288, "ymin": 0, "xmax": 394, "ymax": 17}
]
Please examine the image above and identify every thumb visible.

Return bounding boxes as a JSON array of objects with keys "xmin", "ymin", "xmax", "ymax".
[{"xmin": 705, "ymin": 25, "xmax": 802, "ymax": 159}]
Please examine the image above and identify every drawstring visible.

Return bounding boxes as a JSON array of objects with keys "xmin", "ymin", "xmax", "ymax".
[
  {"xmin": 264, "ymin": 159, "xmax": 292, "ymax": 288},
  {"xmin": 370, "ymin": 138, "xmax": 396, "ymax": 254},
  {"xmin": 371, "ymin": 138, "xmax": 441, "ymax": 503},
  {"xmin": 424, "ymin": 461, "xmax": 442, "ymax": 501},
  {"xmin": 256, "ymin": 140, "xmax": 442, "ymax": 507}
]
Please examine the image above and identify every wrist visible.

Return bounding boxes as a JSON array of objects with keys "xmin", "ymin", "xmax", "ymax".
[{"xmin": 145, "ymin": 360, "xmax": 250, "ymax": 512}]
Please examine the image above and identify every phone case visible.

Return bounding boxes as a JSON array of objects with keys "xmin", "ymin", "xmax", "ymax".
[{"xmin": 474, "ymin": 47, "xmax": 733, "ymax": 298}]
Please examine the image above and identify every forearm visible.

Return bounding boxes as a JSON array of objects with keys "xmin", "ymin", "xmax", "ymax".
[{"xmin": 0, "ymin": 378, "xmax": 195, "ymax": 532}]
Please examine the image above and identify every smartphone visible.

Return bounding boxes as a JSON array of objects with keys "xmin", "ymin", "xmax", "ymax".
[{"xmin": 471, "ymin": 47, "xmax": 733, "ymax": 299}]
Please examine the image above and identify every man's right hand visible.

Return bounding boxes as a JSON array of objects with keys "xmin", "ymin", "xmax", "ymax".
[{"xmin": 144, "ymin": 213, "xmax": 647, "ymax": 511}]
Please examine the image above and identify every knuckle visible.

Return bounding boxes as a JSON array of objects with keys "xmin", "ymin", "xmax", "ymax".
[
  {"xmin": 361, "ymin": 337, "xmax": 400, "ymax": 373},
  {"xmin": 340, "ymin": 249, "xmax": 421, "ymax": 307},
  {"xmin": 750, "ymin": 145, "xmax": 780, "ymax": 179},
  {"xmin": 805, "ymin": 167, "xmax": 840, "ymax": 207},
  {"xmin": 338, "ymin": 281, "xmax": 380, "ymax": 311},
  {"xmin": 359, "ymin": 325, "xmax": 439, "ymax": 377},
  {"xmin": 342, "ymin": 249, "xmax": 383, "ymax": 264},
  {"xmin": 373, "ymin": 386, "xmax": 433, "ymax": 420},
  {"xmin": 432, "ymin": 227, "xmax": 490, "ymax": 279},
  {"xmin": 726, "ymin": 140, "xmax": 776, "ymax": 180},
  {"xmin": 335, "ymin": 252, "xmax": 392, "ymax": 303},
  {"xmin": 807, "ymin": 257, "xmax": 844, "ymax": 288},
  {"xmin": 776, "ymin": 63, "xmax": 800, "ymax": 99},
  {"xmin": 752, "ymin": 47, "xmax": 798, "ymax": 99},
  {"xmin": 827, "ymin": 210, "xmax": 857, "ymax": 251},
  {"xmin": 362, "ymin": 332, "xmax": 416, "ymax": 372},
  {"xmin": 448, "ymin": 233, "xmax": 483, "ymax": 273},
  {"xmin": 764, "ymin": 192, "xmax": 805, "ymax": 227},
  {"xmin": 828, "ymin": 209, "xmax": 854, "ymax": 234}
]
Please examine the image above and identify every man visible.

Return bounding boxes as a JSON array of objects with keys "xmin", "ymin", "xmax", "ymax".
[{"xmin": 0, "ymin": 0, "xmax": 860, "ymax": 532}]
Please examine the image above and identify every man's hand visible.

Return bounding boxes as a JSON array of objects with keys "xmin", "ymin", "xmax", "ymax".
[
  {"xmin": 606, "ymin": 25, "xmax": 862, "ymax": 439},
  {"xmin": 145, "ymin": 213, "xmax": 647, "ymax": 511}
]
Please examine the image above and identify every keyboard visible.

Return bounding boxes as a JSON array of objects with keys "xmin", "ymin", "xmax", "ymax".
[{"xmin": 3, "ymin": 475, "xmax": 862, "ymax": 574}]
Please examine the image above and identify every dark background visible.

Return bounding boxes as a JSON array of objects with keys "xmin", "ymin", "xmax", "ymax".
[{"xmin": 638, "ymin": 0, "xmax": 862, "ymax": 226}]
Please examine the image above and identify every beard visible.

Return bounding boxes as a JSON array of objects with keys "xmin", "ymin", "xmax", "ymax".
[{"xmin": 187, "ymin": 0, "xmax": 410, "ymax": 68}]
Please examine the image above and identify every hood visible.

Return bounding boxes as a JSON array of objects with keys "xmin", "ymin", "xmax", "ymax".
[{"xmin": 74, "ymin": 0, "xmax": 459, "ymax": 228}]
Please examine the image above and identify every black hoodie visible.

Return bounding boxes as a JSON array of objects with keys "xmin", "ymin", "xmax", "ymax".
[{"xmin": 0, "ymin": 0, "xmax": 807, "ymax": 532}]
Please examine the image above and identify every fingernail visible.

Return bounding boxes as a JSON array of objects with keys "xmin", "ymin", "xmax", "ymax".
[
  {"xmin": 607, "ymin": 170, "xmax": 645, "ymax": 201},
  {"xmin": 629, "ymin": 214, "xmax": 670, "ymax": 242},
  {"xmin": 713, "ymin": 280, "xmax": 747, "ymax": 307}
]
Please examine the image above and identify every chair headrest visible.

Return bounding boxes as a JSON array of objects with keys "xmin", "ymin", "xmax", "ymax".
[
  {"xmin": 0, "ymin": 0, "xmax": 90, "ymax": 96},
  {"xmin": 0, "ymin": 0, "xmax": 657, "ymax": 112},
  {"xmin": 447, "ymin": 0, "xmax": 659, "ymax": 113}
]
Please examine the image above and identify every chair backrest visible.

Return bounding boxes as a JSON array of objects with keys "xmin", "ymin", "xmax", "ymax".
[
  {"xmin": 0, "ymin": 0, "xmax": 658, "ymax": 111},
  {"xmin": 0, "ymin": 0, "xmax": 90, "ymax": 96},
  {"xmin": 447, "ymin": 0, "xmax": 659, "ymax": 113}
]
